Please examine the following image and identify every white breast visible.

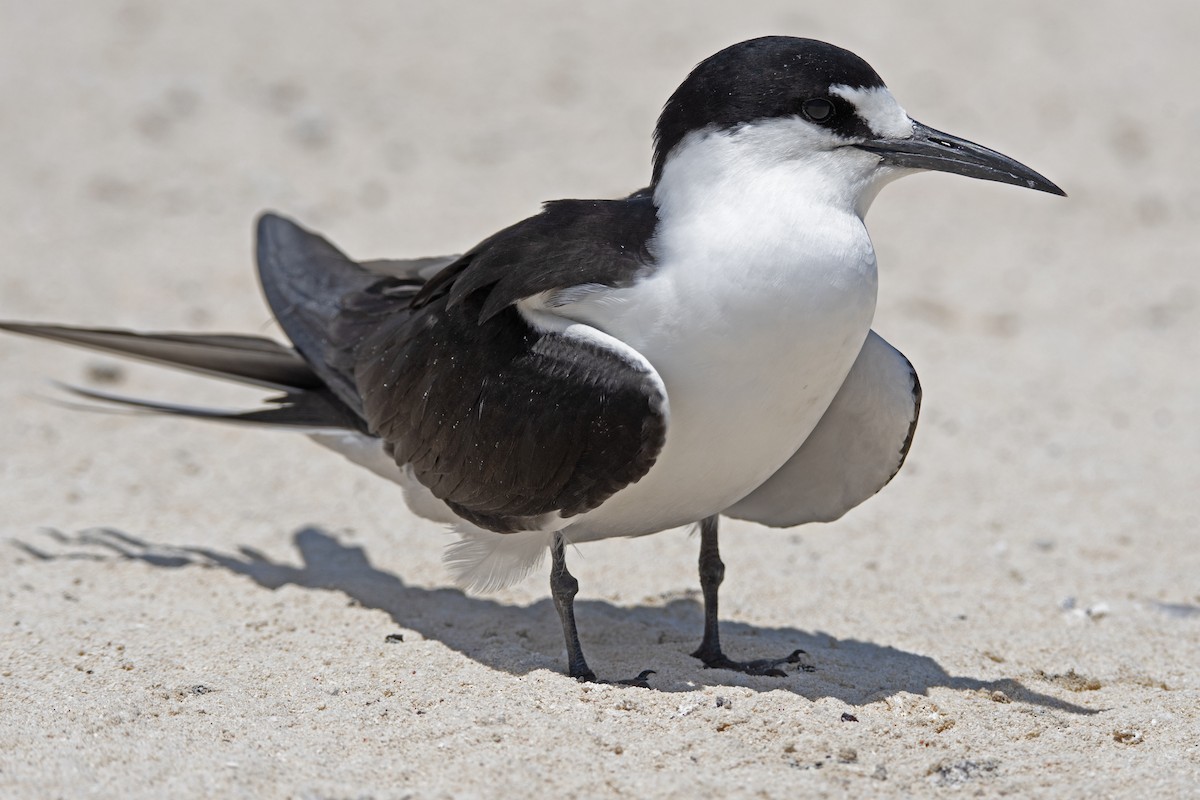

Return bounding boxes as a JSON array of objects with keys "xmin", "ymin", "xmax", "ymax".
[{"xmin": 550, "ymin": 126, "xmax": 884, "ymax": 541}]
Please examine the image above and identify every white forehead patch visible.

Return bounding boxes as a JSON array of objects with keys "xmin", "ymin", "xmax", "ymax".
[{"xmin": 830, "ymin": 84, "xmax": 913, "ymax": 139}]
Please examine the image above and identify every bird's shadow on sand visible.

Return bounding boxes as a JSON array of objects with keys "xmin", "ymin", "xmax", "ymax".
[{"xmin": 15, "ymin": 525, "xmax": 1094, "ymax": 714}]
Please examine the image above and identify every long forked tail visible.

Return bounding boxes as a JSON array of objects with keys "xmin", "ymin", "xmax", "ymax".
[
  {"xmin": 0, "ymin": 322, "xmax": 366, "ymax": 432},
  {"xmin": 1, "ymin": 213, "xmax": 439, "ymax": 432}
]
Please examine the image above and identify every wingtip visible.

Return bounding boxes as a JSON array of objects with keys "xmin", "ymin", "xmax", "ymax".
[
  {"xmin": 255, "ymin": 209, "xmax": 290, "ymax": 227},
  {"xmin": 255, "ymin": 210, "xmax": 320, "ymax": 249},
  {"xmin": 255, "ymin": 212, "xmax": 298, "ymax": 280},
  {"xmin": 1041, "ymin": 180, "xmax": 1068, "ymax": 198},
  {"xmin": 255, "ymin": 210, "xmax": 294, "ymax": 243}
]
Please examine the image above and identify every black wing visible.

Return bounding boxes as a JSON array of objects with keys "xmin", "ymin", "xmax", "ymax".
[
  {"xmin": 411, "ymin": 194, "xmax": 658, "ymax": 320},
  {"xmin": 257, "ymin": 203, "xmax": 666, "ymax": 533}
]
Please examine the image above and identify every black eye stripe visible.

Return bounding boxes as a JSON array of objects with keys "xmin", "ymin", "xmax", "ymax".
[{"xmin": 802, "ymin": 98, "xmax": 835, "ymax": 123}]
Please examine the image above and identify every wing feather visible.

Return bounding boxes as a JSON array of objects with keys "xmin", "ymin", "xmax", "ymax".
[
  {"xmin": 725, "ymin": 331, "xmax": 920, "ymax": 526},
  {"xmin": 255, "ymin": 208, "xmax": 667, "ymax": 533}
]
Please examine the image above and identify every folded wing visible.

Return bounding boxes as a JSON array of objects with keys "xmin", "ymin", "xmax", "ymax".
[
  {"xmin": 256, "ymin": 208, "xmax": 667, "ymax": 534},
  {"xmin": 725, "ymin": 330, "xmax": 920, "ymax": 527}
]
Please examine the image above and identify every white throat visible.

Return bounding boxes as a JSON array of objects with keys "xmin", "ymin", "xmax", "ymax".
[{"xmin": 653, "ymin": 116, "xmax": 902, "ymax": 222}]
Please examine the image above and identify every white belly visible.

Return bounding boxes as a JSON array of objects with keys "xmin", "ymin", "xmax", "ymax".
[{"xmin": 555, "ymin": 207, "xmax": 879, "ymax": 541}]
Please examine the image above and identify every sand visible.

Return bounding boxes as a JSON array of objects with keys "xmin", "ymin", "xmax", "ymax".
[{"xmin": 2, "ymin": 1, "xmax": 1198, "ymax": 797}]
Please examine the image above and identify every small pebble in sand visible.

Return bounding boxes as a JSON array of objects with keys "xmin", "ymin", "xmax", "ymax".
[
  {"xmin": 85, "ymin": 362, "xmax": 126, "ymax": 385},
  {"xmin": 1113, "ymin": 729, "xmax": 1144, "ymax": 745}
]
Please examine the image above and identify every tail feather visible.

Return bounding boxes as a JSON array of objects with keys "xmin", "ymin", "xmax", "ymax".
[
  {"xmin": 0, "ymin": 322, "xmax": 317, "ymax": 390},
  {"xmin": 0, "ymin": 321, "xmax": 366, "ymax": 433},
  {"xmin": 59, "ymin": 382, "xmax": 366, "ymax": 431}
]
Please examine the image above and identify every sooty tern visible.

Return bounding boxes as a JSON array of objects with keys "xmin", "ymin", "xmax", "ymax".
[{"xmin": 1, "ymin": 36, "xmax": 1063, "ymax": 685}]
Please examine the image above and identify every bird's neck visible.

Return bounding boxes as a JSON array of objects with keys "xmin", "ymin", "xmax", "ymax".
[
  {"xmin": 650, "ymin": 131, "xmax": 886, "ymax": 282},
  {"xmin": 652, "ymin": 127, "xmax": 891, "ymax": 224}
]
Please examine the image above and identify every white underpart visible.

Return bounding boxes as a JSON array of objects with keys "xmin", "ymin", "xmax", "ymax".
[
  {"xmin": 308, "ymin": 432, "xmax": 460, "ymax": 525},
  {"xmin": 442, "ymin": 527, "xmax": 555, "ymax": 593},
  {"xmin": 830, "ymin": 84, "xmax": 913, "ymax": 139}
]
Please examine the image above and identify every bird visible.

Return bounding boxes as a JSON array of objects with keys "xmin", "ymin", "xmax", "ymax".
[{"xmin": 0, "ymin": 36, "xmax": 1063, "ymax": 686}]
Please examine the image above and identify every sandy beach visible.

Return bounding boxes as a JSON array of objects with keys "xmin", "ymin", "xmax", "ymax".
[{"xmin": 2, "ymin": 1, "xmax": 1198, "ymax": 797}]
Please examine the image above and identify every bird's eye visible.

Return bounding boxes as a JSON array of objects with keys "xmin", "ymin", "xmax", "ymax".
[{"xmin": 802, "ymin": 98, "xmax": 835, "ymax": 123}]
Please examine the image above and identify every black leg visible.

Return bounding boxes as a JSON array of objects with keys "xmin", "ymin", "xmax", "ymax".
[
  {"xmin": 690, "ymin": 515, "xmax": 811, "ymax": 677},
  {"xmin": 692, "ymin": 515, "xmax": 726, "ymax": 661},
  {"xmin": 550, "ymin": 531, "xmax": 596, "ymax": 681},
  {"xmin": 550, "ymin": 532, "xmax": 654, "ymax": 687}
]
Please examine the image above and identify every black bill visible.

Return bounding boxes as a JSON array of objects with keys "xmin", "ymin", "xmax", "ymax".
[{"xmin": 856, "ymin": 120, "xmax": 1065, "ymax": 196}]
